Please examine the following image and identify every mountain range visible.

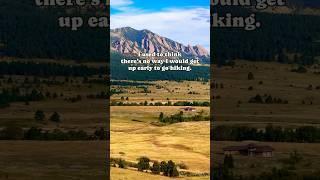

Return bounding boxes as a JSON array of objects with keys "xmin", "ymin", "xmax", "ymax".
[{"xmin": 110, "ymin": 27, "xmax": 210, "ymax": 64}]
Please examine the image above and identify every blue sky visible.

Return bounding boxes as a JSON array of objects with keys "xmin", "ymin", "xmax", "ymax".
[
  {"xmin": 110, "ymin": 0, "xmax": 210, "ymax": 50},
  {"xmin": 111, "ymin": 0, "xmax": 209, "ymax": 14}
]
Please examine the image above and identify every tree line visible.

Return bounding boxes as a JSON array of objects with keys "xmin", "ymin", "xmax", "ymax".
[
  {"xmin": 111, "ymin": 53, "xmax": 209, "ymax": 81},
  {"xmin": 0, "ymin": 88, "xmax": 44, "ymax": 108},
  {"xmin": 249, "ymin": 94, "xmax": 289, "ymax": 104},
  {"xmin": 0, "ymin": 126, "xmax": 108, "ymax": 141},
  {"xmin": 0, "ymin": 0, "xmax": 108, "ymax": 62},
  {"xmin": 159, "ymin": 111, "xmax": 209, "ymax": 124},
  {"xmin": 111, "ymin": 157, "xmax": 179, "ymax": 177},
  {"xmin": 212, "ymin": 125, "xmax": 320, "ymax": 143},
  {"xmin": 0, "ymin": 61, "xmax": 105, "ymax": 77},
  {"xmin": 213, "ymin": 148, "xmax": 316, "ymax": 180},
  {"xmin": 212, "ymin": 5, "xmax": 320, "ymax": 66},
  {"xmin": 111, "ymin": 101, "xmax": 210, "ymax": 107}
]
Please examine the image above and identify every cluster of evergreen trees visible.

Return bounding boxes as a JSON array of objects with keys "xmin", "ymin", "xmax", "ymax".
[
  {"xmin": 211, "ymin": 5, "xmax": 320, "ymax": 66},
  {"xmin": 0, "ymin": 88, "xmax": 44, "ymax": 108},
  {"xmin": 212, "ymin": 164, "xmax": 320, "ymax": 180},
  {"xmin": 212, "ymin": 125, "xmax": 320, "ymax": 143},
  {"xmin": 111, "ymin": 101, "xmax": 210, "ymax": 107},
  {"xmin": 34, "ymin": 110, "xmax": 61, "ymax": 123},
  {"xmin": 213, "ymin": 148, "xmax": 312, "ymax": 180},
  {"xmin": 173, "ymin": 101, "xmax": 210, "ymax": 106},
  {"xmin": 0, "ymin": 126, "xmax": 108, "ymax": 140},
  {"xmin": 0, "ymin": 62, "xmax": 105, "ymax": 77},
  {"xmin": 111, "ymin": 157, "xmax": 179, "ymax": 177},
  {"xmin": 111, "ymin": 81, "xmax": 154, "ymax": 86},
  {"xmin": 159, "ymin": 111, "xmax": 209, "ymax": 124},
  {"xmin": 249, "ymin": 94, "xmax": 289, "ymax": 104},
  {"xmin": 152, "ymin": 160, "xmax": 179, "ymax": 177},
  {"xmin": 0, "ymin": 1, "xmax": 109, "ymax": 62}
]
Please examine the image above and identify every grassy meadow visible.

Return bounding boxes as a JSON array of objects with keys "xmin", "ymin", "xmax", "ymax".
[
  {"xmin": 214, "ymin": 60, "xmax": 320, "ymax": 128},
  {"xmin": 0, "ymin": 141, "xmax": 107, "ymax": 180},
  {"xmin": 213, "ymin": 60, "xmax": 320, "ymax": 177},
  {"xmin": 212, "ymin": 141, "xmax": 320, "ymax": 177},
  {"xmin": 110, "ymin": 81, "xmax": 210, "ymax": 179},
  {"xmin": 0, "ymin": 60, "xmax": 108, "ymax": 179}
]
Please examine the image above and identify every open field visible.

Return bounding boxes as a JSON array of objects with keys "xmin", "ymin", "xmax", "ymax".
[
  {"xmin": 0, "ymin": 67, "xmax": 210, "ymax": 179},
  {"xmin": 0, "ymin": 60, "xmax": 109, "ymax": 179},
  {"xmin": 0, "ymin": 141, "xmax": 107, "ymax": 180},
  {"xmin": 111, "ymin": 81, "xmax": 209, "ymax": 103},
  {"xmin": 0, "ymin": 74, "xmax": 107, "ymax": 130},
  {"xmin": 212, "ymin": 141, "xmax": 320, "ymax": 176},
  {"xmin": 214, "ymin": 60, "xmax": 320, "ymax": 128},
  {"xmin": 0, "ymin": 99, "xmax": 107, "ymax": 130},
  {"xmin": 111, "ymin": 168, "xmax": 210, "ymax": 180},
  {"xmin": 213, "ymin": 60, "xmax": 320, "ymax": 178},
  {"xmin": 110, "ymin": 106, "xmax": 210, "ymax": 179},
  {"xmin": 111, "ymin": 107, "xmax": 210, "ymax": 172},
  {"xmin": 110, "ymin": 80, "xmax": 210, "ymax": 179}
]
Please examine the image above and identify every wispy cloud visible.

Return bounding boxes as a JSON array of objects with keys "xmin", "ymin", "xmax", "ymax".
[{"xmin": 111, "ymin": 8, "xmax": 210, "ymax": 50}]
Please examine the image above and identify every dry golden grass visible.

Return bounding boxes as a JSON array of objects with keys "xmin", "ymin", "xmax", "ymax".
[
  {"xmin": 0, "ymin": 61, "xmax": 211, "ymax": 179},
  {"xmin": 212, "ymin": 141, "xmax": 320, "ymax": 176},
  {"xmin": 214, "ymin": 60, "xmax": 320, "ymax": 128},
  {"xmin": 110, "ymin": 106, "xmax": 210, "ymax": 177},
  {"xmin": 0, "ymin": 98, "xmax": 107, "ymax": 130},
  {"xmin": 0, "ymin": 74, "xmax": 107, "ymax": 130},
  {"xmin": 212, "ymin": 61, "xmax": 320, "ymax": 176},
  {"xmin": 0, "ymin": 141, "xmax": 107, "ymax": 180},
  {"xmin": 111, "ymin": 168, "xmax": 210, "ymax": 180},
  {"xmin": 110, "ymin": 80, "xmax": 210, "ymax": 178},
  {"xmin": 111, "ymin": 81, "xmax": 210, "ymax": 103}
]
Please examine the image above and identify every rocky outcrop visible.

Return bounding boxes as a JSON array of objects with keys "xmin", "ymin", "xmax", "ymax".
[{"xmin": 111, "ymin": 27, "xmax": 209, "ymax": 63}]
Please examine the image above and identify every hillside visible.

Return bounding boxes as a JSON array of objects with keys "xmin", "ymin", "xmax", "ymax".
[
  {"xmin": 111, "ymin": 27, "xmax": 210, "ymax": 64},
  {"xmin": 110, "ymin": 52, "xmax": 210, "ymax": 81},
  {"xmin": 0, "ymin": 0, "xmax": 109, "ymax": 62},
  {"xmin": 212, "ymin": 4, "xmax": 320, "ymax": 65}
]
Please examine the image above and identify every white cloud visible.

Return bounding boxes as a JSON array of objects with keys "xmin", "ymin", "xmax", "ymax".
[{"xmin": 111, "ymin": 8, "xmax": 210, "ymax": 51}]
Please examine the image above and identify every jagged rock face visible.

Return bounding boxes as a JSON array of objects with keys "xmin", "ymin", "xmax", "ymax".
[{"xmin": 111, "ymin": 27, "xmax": 209, "ymax": 63}]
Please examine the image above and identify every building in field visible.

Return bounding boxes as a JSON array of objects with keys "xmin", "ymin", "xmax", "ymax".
[
  {"xmin": 223, "ymin": 143, "xmax": 274, "ymax": 157},
  {"xmin": 180, "ymin": 107, "xmax": 196, "ymax": 112}
]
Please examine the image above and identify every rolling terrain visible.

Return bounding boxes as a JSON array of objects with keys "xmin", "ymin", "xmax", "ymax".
[
  {"xmin": 212, "ymin": 60, "xmax": 320, "ymax": 178},
  {"xmin": 110, "ymin": 81, "xmax": 210, "ymax": 179}
]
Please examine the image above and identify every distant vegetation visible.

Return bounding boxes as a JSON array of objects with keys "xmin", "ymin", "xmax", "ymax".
[
  {"xmin": 212, "ymin": 6, "xmax": 320, "ymax": 66},
  {"xmin": 111, "ymin": 81, "xmax": 154, "ymax": 86},
  {"xmin": 111, "ymin": 52, "xmax": 210, "ymax": 81},
  {"xmin": 249, "ymin": 94, "xmax": 289, "ymax": 104},
  {"xmin": 0, "ymin": 126, "xmax": 108, "ymax": 140},
  {"xmin": 212, "ymin": 125, "xmax": 320, "ymax": 143},
  {"xmin": 212, "ymin": 156, "xmax": 320, "ymax": 180},
  {"xmin": 111, "ymin": 101, "xmax": 210, "ymax": 107},
  {"xmin": 159, "ymin": 111, "xmax": 209, "ymax": 124},
  {"xmin": 0, "ymin": 1, "xmax": 108, "ymax": 62},
  {"xmin": 0, "ymin": 88, "xmax": 45, "ymax": 108},
  {"xmin": 212, "ymin": 149, "xmax": 318, "ymax": 180},
  {"xmin": 111, "ymin": 157, "xmax": 179, "ymax": 177},
  {"xmin": 0, "ymin": 61, "xmax": 105, "ymax": 77}
]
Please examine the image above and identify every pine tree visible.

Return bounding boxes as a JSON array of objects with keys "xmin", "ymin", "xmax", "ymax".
[
  {"xmin": 49, "ymin": 112, "xmax": 61, "ymax": 123},
  {"xmin": 159, "ymin": 112, "xmax": 164, "ymax": 122},
  {"xmin": 151, "ymin": 161, "xmax": 160, "ymax": 174},
  {"xmin": 248, "ymin": 72, "xmax": 254, "ymax": 80},
  {"xmin": 34, "ymin": 110, "xmax": 45, "ymax": 122},
  {"xmin": 137, "ymin": 157, "xmax": 150, "ymax": 172}
]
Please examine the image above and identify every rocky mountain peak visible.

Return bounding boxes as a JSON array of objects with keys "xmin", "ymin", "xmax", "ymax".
[{"xmin": 111, "ymin": 27, "xmax": 210, "ymax": 63}]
